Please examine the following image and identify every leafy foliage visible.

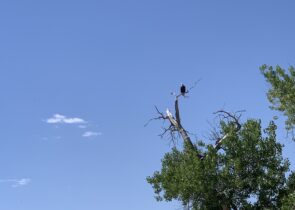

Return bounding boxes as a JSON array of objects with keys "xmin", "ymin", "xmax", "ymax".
[
  {"xmin": 281, "ymin": 172, "xmax": 295, "ymax": 209},
  {"xmin": 281, "ymin": 192, "xmax": 295, "ymax": 210},
  {"xmin": 147, "ymin": 120, "xmax": 290, "ymax": 209},
  {"xmin": 260, "ymin": 64, "xmax": 295, "ymax": 134}
]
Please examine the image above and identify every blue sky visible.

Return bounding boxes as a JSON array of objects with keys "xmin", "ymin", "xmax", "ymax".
[{"xmin": 0, "ymin": 1, "xmax": 295, "ymax": 209}]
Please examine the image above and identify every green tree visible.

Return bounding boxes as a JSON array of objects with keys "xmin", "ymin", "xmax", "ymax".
[
  {"xmin": 148, "ymin": 119, "xmax": 289, "ymax": 209},
  {"xmin": 281, "ymin": 172, "xmax": 295, "ymax": 210},
  {"xmin": 260, "ymin": 65, "xmax": 295, "ymax": 134},
  {"xmin": 281, "ymin": 192, "xmax": 295, "ymax": 210},
  {"xmin": 147, "ymin": 91, "xmax": 292, "ymax": 209},
  {"xmin": 260, "ymin": 64, "xmax": 295, "ymax": 208}
]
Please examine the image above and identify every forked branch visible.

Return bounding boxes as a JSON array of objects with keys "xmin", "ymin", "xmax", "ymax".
[{"xmin": 212, "ymin": 110, "xmax": 243, "ymax": 150}]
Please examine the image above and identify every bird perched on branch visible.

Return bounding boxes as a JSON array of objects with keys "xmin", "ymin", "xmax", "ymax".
[{"xmin": 180, "ymin": 83, "xmax": 186, "ymax": 96}]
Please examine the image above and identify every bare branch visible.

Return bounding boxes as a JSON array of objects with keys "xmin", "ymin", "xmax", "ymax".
[
  {"xmin": 144, "ymin": 106, "xmax": 167, "ymax": 127},
  {"xmin": 213, "ymin": 110, "xmax": 243, "ymax": 132},
  {"xmin": 175, "ymin": 98, "xmax": 181, "ymax": 124},
  {"xmin": 188, "ymin": 79, "xmax": 202, "ymax": 92},
  {"xmin": 212, "ymin": 110, "xmax": 243, "ymax": 150}
]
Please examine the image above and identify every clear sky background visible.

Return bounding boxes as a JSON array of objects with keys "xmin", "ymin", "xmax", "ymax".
[{"xmin": 0, "ymin": 1, "xmax": 295, "ymax": 210}]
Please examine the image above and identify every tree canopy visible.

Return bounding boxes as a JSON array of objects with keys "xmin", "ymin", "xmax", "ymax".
[
  {"xmin": 147, "ymin": 68, "xmax": 295, "ymax": 208},
  {"xmin": 147, "ymin": 119, "xmax": 290, "ymax": 209},
  {"xmin": 260, "ymin": 64, "xmax": 295, "ymax": 135}
]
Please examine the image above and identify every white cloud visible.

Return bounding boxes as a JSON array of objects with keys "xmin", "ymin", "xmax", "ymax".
[
  {"xmin": 45, "ymin": 114, "xmax": 102, "ymax": 140},
  {"xmin": 0, "ymin": 178, "xmax": 31, "ymax": 188},
  {"xmin": 78, "ymin": 125, "xmax": 87, "ymax": 129},
  {"xmin": 46, "ymin": 114, "xmax": 86, "ymax": 124},
  {"xmin": 82, "ymin": 131, "xmax": 102, "ymax": 137},
  {"xmin": 12, "ymin": 178, "xmax": 31, "ymax": 188}
]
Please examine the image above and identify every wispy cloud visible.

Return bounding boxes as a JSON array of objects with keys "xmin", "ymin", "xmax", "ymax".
[
  {"xmin": 0, "ymin": 178, "xmax": 31, "ymax": 188},
  {"xmin": 78, "ymin": 125, "xmax": 87, "ymax": 129},
  {"xmin": 82, "ymin": 131, "xmax": 102, "ymax": 138},
  {"xmin": 46, "ymin": 114, "xmax": 86, "ymax": 124},
  {"xmin": 45, "ymin": 114, "xmax": 101, "ymax": 140},
  {"xmin": 12, "ymin": 178, "xmax": 31, "ymax": 188}
]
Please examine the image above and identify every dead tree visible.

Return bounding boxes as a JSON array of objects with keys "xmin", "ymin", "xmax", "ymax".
[{"xmin": 146, "ymin": 87, "xmax": 242, "ymax": 160}]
